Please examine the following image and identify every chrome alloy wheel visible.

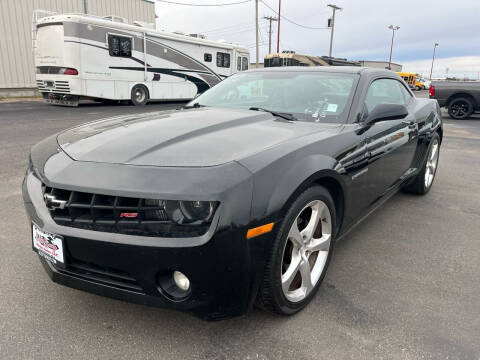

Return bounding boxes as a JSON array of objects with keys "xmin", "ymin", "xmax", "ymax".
[
  {"xmin": 135, "ymin": 88, "xmax": 146, "ymax": 103},
  {"xmin": 425, "ymin": 138, "xmax": 439, "ymax": 189},
  {"xmin": 281, "ymin": 200, "xmax": 332, "ymax": 303}
]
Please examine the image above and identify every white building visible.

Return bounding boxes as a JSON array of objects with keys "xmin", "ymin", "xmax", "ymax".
[{"xmin": 0, "ymin": 0, "xmax": 155, "ymax": 96}]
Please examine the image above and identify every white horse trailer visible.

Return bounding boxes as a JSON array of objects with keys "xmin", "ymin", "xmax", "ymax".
[{"xmin": 33, "ymin": 13, "xmax": 250, "ymax": 106}]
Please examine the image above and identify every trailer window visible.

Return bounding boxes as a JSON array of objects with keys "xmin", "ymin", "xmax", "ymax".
[
  {"xmin": 204, "ymin": 53, "xmax": 212, "ymax": 62},
  {"xmin": 108, "ymin": 34, "xmax": 132, "ymax": 58},
  {"xmin": 242, "ymin": 57, "xmax": 248, "ymax": 71},
  {"xmin": 217, "ymin": 52, "xmax": 230, "ymax": 68}
]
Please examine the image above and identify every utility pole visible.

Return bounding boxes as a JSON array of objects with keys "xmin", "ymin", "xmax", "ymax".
[
  {"xmin": 264, "ymin": 16, "xmax": 278, "ymax": 54},
  {"xmin": 429, "ymin": 42, "xmax": 439, "ymax": 81},
  {"xmin": 387, "ymin": 25, "xmax": 400, "ymax": 70},
  {"xmin": 255, "ymin": 0, "xmax": 259, "ymax": 67},
  {"xmin": 327, "ymin": 4, "xmax": 342, "ymax": 58},
  {"xmin": 83, "ymin": 0, "xmax": 88, "ymax": 14},
  {"xmin": 276, "ymin": 0, "xmax": 281, "ymax": 53}
]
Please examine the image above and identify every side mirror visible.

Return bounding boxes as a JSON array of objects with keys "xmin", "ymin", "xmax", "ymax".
[{"xmin": 365, "ymin": 104, "xmax": 408, "ymax": 125}]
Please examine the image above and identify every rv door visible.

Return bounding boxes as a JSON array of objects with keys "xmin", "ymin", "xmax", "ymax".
[
  {"xmin": 240, "ymin": 54, "xmax": 249, "ymax": 71},
  {"xmin": 234, "ymin": 52, "xmax": 250, "ymax": 72}
]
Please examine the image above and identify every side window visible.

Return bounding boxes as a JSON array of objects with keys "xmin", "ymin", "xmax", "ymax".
[
  {"xmin": 365, "ymin": 78, "xmax": 407, "ymax": 113},
  {"xmin": 108, "ymin": 34, "xmax": 132, "ymax": 58},
  {"xmin": 398, "ymin": 83, "xmax": 413, "ymax": 104},
  {"xmin": 242, "ymin": 57, "xmax": 248, "ymax": 71},
  {"xmin": 216, "ymin": 52, "xmax": 231, "ymax": 68},
  {"xmin": 204, "ymin": 53, "xmax": 212, "ymax": 62},
  {"xmin": 237, "ymin": 56, "xmax": 242, "ymax": 71},
  {"xmin": 223, "ymin": 53, "xmax": 230, "ymax": 68}
]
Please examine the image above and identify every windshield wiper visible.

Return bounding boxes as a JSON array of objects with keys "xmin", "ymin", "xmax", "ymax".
[
  {"xmin": 183, "ymin": 102, "xmax": 207, "ymax": 109},
  {"xmin": 249, "ymin": 107, "xmax": 298, "ymax": 121}
]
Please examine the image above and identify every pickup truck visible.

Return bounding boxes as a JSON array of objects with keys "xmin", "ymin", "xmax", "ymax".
[{"xmin": 429, "ymin": 81, "xmax": 480, "ymax": 119}]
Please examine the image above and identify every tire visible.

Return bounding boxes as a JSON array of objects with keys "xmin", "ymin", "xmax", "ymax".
[
  {"xmin": 130, "ymin": 84, "xmax": 149, "ymax": 106},
  {"xmin": 403, "ymin": 133, "xmax": 440, "ymax": 195},
  {"xmin": 258, "ymin": 185, "xmax": 336, "ymax": 315},
  {"xmin": 448, "ymin": 97, "xmax": 473, "ymax": 119},
  {"xmin": 415, "ymin": 86, "xmax": 421, "ymax": 91}
]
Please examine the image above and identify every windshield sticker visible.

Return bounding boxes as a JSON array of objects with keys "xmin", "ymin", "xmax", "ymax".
[{"xmin": 327, "ymin": 104, "xmax": 338, "ymax": 112}]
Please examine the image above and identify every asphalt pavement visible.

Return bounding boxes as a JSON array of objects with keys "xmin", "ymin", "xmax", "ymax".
[{"xmin": 1, "ymin": 95, "xmax": 479, "ymax": 359}]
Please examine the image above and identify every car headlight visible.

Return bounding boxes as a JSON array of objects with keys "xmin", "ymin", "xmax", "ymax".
[
  {"xmin": 145, "ymin": 199, "xmax": 217, "ymax": 225},
  {"xmin": 180, "ymin": 201, "xmax": 215, "ymax": 222}
]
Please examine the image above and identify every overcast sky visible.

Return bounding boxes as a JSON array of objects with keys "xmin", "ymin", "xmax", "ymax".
[{"xmin": 155, "ymin": 0, "xmax": 480, "ymax": 78}]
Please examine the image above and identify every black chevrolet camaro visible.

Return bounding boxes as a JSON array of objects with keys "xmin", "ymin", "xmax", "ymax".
[{"xmin": 24, "ymin": 67, "xmax": 442, "ymax": 319}]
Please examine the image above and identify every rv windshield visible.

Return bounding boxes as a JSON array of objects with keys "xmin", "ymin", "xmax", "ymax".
[{"xmin": 190, "ymin": 71, "xmax": 358, "ymax": 123}]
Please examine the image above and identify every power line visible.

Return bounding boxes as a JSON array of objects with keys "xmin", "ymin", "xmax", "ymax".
[
  {"xmin": 199, "ymin": 21, "xmax": 252, "ymax": 34},
  {"xmin": 247, "ymin": 42, "xmax": 267, "ymax": 48},
  {"xmin": 260, "ymin": 0, "xmax": 329, "ymax": 30},
  {"xmin": 202, "ymin": 23, "xmax": 269, "ymax": 35},
  {"xmin": 206, "ymin": 25, "xmax": 269, "ymax": 39},
  {"xmin": 157, "ymin": 0, "xmax": 252, "ymax": 7},
  {"xmin": 206, "ymin": 25, "xmax": 257, "ymax": 36}
]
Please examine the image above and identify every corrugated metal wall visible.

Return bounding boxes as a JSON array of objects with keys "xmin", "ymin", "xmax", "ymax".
[{"xmin": 0, "ymin": 0, "xmax": 154, "ymax": 90}]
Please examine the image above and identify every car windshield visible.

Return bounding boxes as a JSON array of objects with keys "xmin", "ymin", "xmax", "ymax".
[{"xmin": 189, "ymin": 71, "xmax": 358, "ymax": 123}]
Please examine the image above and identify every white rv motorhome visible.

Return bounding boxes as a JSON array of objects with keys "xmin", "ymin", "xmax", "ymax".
[{"xmin": 33, "ymin": 13, "xmax": 250, "ymax": 106}]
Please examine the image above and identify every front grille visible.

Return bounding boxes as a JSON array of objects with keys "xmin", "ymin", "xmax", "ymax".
[
  {"xmin": 43, "ymin": 186, "xmax": 208, "ymax": 237},
  {"xmin": 54, "ymin": 258, "xmax": 143, "ymax": 293},
  {"xmin": 36, "ymin": 80, "xmax": 70, "ymax": 93}
]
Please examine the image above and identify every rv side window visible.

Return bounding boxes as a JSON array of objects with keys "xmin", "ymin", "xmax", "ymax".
[
  {"xmin": 204, "ymin": 53, "xmax": 212, "ymax": 62},
  {"xmin": 237, "ymin": 57, "xmax": 242, "ymax": 71},
  {"xmin": 217, "ymin": 52, "xmax": 230, "ymax": 68},
  {"xmin": 108, "ymin": 34, "xmax": 132, "ymax": 58},
  {"xmin": 242, "ymin": 57, "xmax": 248, "ymax": 71}
]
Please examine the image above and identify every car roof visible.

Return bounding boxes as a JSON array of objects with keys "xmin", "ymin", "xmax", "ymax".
[{"xmin": 246, "ymin": 66, "xmax": 397, "ymax": 77}]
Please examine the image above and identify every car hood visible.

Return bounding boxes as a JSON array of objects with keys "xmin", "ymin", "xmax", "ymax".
[{"xmin": 57, "ymin": 108, "xmax": 337, "ymax": 167}]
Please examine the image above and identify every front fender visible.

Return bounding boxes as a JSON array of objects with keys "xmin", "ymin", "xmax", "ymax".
[{"xmin": 249, "ymin": 152, "xmax": 345, "ymax": 223}]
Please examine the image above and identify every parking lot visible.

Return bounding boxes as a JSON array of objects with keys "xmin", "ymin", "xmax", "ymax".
[{"xmin": 1, "ymin": 94, "xmax": 479, "ymax": 359}]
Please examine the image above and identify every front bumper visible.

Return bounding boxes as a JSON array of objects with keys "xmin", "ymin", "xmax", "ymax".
[
  {"xmin": 32, "ymin": 225, "xmax": 261, "ymax": 320},
  {"xmin": 23, "ymin": 156, "xmax": 273, "ymax": 320}
]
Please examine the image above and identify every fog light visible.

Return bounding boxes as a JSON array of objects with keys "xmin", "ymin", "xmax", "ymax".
[
  {"xmin": 157, "ymin": 270, "xmax": 192, "ymax": 301},
  {"xmin": 173, "ymin": 271, "xmax": 190, "ymax": 291}
]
